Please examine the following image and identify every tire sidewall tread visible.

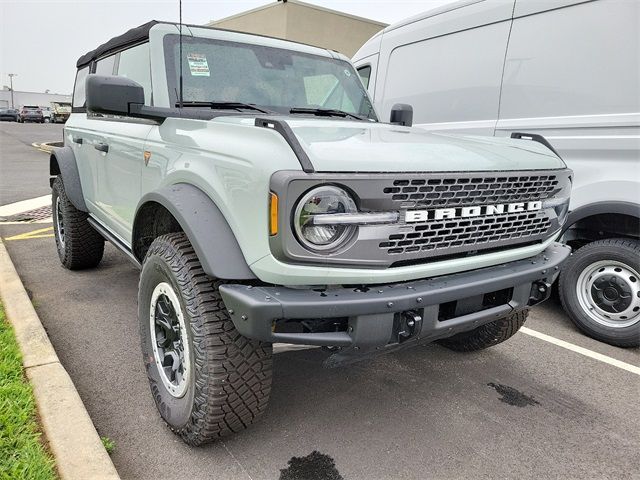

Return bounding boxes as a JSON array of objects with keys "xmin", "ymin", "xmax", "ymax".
[
  {"xmin": 51, "ymin": 176, "xmax": 104, "ymax": 270},
  {"xmin": 138, "ymin": 233, "xmax": 273, "ymax": 446},
  {"xmin": 438, "ymin": 310, "xmax": 529, "ymax": 352}
]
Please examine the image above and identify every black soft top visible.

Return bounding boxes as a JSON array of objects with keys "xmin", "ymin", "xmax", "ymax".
[
  {"xmin": 76, "ymin": 20, "xmax": 160, "ymax": 68},
  {"xmin": 76, "ymin": 20, "xmax": 332, "ymax": 69}
]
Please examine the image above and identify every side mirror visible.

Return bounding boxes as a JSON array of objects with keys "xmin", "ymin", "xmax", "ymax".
[
  {"xmin": 85, "ymin": 75, "xmax": 144, "ymax": 116},
  {"xmin": 390, "ymin": 103, "xmax": 413, "ymax": 127}
]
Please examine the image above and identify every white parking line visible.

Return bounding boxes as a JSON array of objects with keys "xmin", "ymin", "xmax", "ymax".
[
  {"xmin": 0, "ymin": 195, "xmax": 51, "ymax": 217},
  {"xmin": 521, "ymin": 326, "xmax": 640, "ymax": 375}
]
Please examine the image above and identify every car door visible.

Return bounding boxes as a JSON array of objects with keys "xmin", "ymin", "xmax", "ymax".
[
  {"xmin": 90, "ymin": 44, "xmax": 155, "ymax": 243},
  {"xmin": 64, "ymin": 65, "xmax": 102, "ymax": 213}
]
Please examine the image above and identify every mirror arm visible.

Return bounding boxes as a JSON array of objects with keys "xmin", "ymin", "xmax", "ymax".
[{"xmin": 128, "ymin": 103, "xmax": 168, "ymax": 121}]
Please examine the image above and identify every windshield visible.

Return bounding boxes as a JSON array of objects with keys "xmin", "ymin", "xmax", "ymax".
[{"xmin": 163, "ymin": 35, "xmax": 376, "ymax": 120}]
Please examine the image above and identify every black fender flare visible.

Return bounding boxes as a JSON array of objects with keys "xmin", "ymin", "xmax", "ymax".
[
  {"xmin": 562, "ymin": 201, "xmax": 640, "ymax": 234},
  {"xmin": 134, "ymin": 184, "xmax": 256, "ymax": 280},
  {"xmin": 49, "ymin": 146, "xmax": 88, "ymax": 211}
]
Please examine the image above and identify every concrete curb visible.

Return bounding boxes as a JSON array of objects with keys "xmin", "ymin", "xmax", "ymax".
[
  {"xmin": 0, "ymin": 239, "xmax": 120, "ymax": 480},
  {"xmin": 31, "ymin": 141, "xmax": 62, "ymax": 154}
]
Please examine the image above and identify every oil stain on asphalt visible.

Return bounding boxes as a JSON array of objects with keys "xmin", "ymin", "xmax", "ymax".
[
  {"xmin": 279, "ymin": 451, "xmax": 344, "ymax": 480},
  {"xmin": 488, "ymin": 382, "xmax": 540, "ymax": 407}
]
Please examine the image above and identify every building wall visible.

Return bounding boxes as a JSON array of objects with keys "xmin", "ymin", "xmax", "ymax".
[
  {"xmin": 0, "ymin": 90, "xmax": 71, "ymax": 109},
  {"xmin": 211, "ymin": 4, "xmax": 288, "ymax": 39},
  {"xmin": 210, "ymin": 0, "xmax": 386, "ymax": 57},
  {"xmin": 284, "ymin": 2, "xmax": 386, "ymax": 57}
]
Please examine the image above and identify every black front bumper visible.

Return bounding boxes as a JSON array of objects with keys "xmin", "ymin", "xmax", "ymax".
[{"xmin": 220, "ymin": 243, "xmax": 570, "ymax": 353}]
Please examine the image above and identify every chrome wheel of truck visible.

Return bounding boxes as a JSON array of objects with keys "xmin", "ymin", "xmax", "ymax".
[
  {"xmin": 560, "ymin": 239, "xmax": 640, "ymax": 347},
  {"xmin": 576, "ymin": 260, "xmax": 640, "ymax": 329},
  {"xmin": 139, "ymin": 233, "xmax": 273, "ymax": 445}
]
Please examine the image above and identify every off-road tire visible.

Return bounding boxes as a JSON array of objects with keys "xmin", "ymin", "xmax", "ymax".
[
  {"xmin": 52, "ymin": 176, "xmax": 104, "ymax": 269},
  {"xmin": 438, "ymin": 310, "xmax": 528, "ymax": 352},
  {"xmin": 139, "ymin": 233, "xmax": 273, "ymax": 445},
  {"xmin": 559, "ymin": 239, "xmax": 640, "ymax": 347}
]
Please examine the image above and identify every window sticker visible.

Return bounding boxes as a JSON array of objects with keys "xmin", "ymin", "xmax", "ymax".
[{"xmin": 187, "ymin": 53, "xmax": 210, "ymax": 77}]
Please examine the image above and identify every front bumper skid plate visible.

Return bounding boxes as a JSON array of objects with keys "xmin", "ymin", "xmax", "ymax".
[{"xmin": 219, "ymin": 243, "xmax": 571, "ymax": 360}]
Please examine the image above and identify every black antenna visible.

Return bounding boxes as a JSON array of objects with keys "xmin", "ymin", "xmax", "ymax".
[{"xmin": 178, "ymin": 0, "xmax": 183, "ymax": 108}]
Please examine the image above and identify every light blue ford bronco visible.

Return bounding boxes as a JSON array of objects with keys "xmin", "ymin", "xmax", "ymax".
[{"xmin": 50, "ymin": 21, "xmax": 572, "ymax": 445}]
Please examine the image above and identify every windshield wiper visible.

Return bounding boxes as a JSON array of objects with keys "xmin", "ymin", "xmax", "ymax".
[
  {"xmin": 289, "ymin": 107, "xmax": 367, "ymax": 121},
  {"xmin": 176, "ymin": 101, "xmax": 271, "ymax": 114}
]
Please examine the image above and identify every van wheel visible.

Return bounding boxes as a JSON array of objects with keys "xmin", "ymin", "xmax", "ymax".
[
  {"xmin": 559, "ymin": 239, "xmax": 640, "ymax": 347},
  {"xmin": 52, "ymin": 176, "xmax": 104, "ymax": 269},
  {"xmin": 139, "ymin": 233, "xmax": 272, "ymax": 445},
  {"xmin": 438, "ymin": 310, "xmax": 528, "ymax": 352}
]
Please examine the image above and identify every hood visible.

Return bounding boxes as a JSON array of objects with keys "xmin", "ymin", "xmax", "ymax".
[
  {"xmin": 214, "ymin": 117, "xmax": 565, "ymax": 173},
  {"xmin": 288, "ymin": 119, "xmax": 565, "ymax": 172}
]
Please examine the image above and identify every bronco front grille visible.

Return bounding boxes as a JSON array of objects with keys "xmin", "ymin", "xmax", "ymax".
[
  {"xmin": 383, "ymin": 174, "xmax": 559, "ymax": 207},
  {"xmin": 379, "ymin": 211, "xmax": 551, "ymax": 256},
  {"xmin": 271, "ymin": 168, "xmax": 570, "ymax": 268}
]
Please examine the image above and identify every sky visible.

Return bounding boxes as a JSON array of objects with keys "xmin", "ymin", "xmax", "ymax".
[{"xmin": 0, "ymin": 0, "xmax": 457, "ymax": 94}]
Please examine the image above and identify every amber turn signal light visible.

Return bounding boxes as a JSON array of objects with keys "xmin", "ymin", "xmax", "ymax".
[{"xmin": 269, "ymin": 192, "xmax": 278, "ymax": 236}]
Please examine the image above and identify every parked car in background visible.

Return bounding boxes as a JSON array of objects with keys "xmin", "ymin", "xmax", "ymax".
[
  {"xmin": 354, "ymin": 0, "xmax": 640, "ymax": 347},
  {"xmin": 50, "ymin": 101, "xmax": 71, "ymax": 123},
  {"xmin": 41, "ymin": 106, "xmax": 52, "ymax": 122},
  {"xmin": 19, "ymin": 105, "xmax": 44, "ymax": 123},
  {"xmin": 0, "ymin": 108, "xmax": 19, "ymax": 122}
]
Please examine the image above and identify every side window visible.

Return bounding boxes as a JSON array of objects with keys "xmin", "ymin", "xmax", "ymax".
[
  {"xmin": 116, "ymin": 43, "xmax": 152, "ymax": 105},
  {"xmin": 357, "ymin": 65, "xmax": 371, "ymax": 89},
  {"xmin": 95, "ymin": 55, "xmax": 116, "ymax": 75},
  {"xmin": 72, "ymin": 66, "xmax": 90, "ymax": 109}
]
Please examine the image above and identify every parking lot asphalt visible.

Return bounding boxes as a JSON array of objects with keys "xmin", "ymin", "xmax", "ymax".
[
  {"xmin": 1, "ymin": 124, "xmax": 639, "ymax": 480},
  {"xmin": 0, "ymin": 122, "xmax": 62, "ymax": 205}
]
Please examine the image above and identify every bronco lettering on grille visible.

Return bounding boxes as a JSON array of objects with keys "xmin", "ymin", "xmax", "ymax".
[{"xmin": 405, "ymin": 201, "xmax": 542, "ymax": 223}]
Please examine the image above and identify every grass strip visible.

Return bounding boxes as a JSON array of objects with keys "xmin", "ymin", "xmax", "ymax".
[{"xmin": 0, "ymin": 303, "xmax": 57, "ymax": 480}]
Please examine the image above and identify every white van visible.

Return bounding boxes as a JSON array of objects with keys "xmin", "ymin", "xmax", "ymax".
[{"xmin": 354, "ymin": 0, "xmax": 640, "ymax": 347}]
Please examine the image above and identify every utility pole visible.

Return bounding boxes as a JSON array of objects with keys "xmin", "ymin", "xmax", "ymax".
[{"xmin": 8, "ymin": 74, "xmax": 17, "ymax": 108}]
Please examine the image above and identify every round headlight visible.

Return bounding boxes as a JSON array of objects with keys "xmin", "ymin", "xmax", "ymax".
[{"xmin": 294, "ymin": 186, "xmax": 357, "ymax": 251}]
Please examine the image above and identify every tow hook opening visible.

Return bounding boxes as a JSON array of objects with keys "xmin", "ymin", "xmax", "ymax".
[
  {"xmin": 393, "ymin": 310, "xmax": 423, "ymax": 344},
  {"xmin": 529, "ymin": 281, "xmax": 552, "ymax": 305}
]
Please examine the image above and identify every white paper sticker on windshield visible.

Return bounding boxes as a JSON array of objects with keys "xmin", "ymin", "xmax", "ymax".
[{"xmin": 187, "ymin": 53, "xmax": 210, "ymax": 77}]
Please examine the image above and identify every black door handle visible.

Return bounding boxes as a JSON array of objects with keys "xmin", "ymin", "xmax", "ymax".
[
  {"xmin": 94, "ymin": 142, "xmax": 109, "ymax": 153},
  {"xmin": 72, "ymin": 136, "xmax": 83, "ymax": 144}
]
